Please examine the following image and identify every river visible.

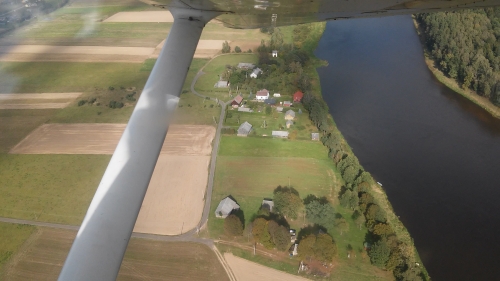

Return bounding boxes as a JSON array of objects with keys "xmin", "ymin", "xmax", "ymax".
[{"xmin": 315, "ymin": 16, "xmax": 500, "ymax": 280}]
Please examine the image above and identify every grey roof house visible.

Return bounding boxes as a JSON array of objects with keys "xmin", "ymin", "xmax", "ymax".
[
  {"xmin": 237, "ymin": 121, "xmax": 252, "ymax": 137},
  {"xmin": 272, "ymin": 131, "xmax": 289, "ymax": 138},
  {"xmin": 215, "ymin": 197, "xmax": 240, "ymax": 218}
]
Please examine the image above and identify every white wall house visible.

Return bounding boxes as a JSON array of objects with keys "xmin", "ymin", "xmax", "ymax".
[
  {"xmin": 256, "ymin": 89, "xmax": 270, "ymax": 101},
  {"xmin": 250, "ymin": 68, "xmax": 262, "ymax": 78}
]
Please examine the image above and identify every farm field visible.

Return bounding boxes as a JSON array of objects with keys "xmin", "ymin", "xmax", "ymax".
[
  {"xmin": 0, "ymin": 154, "xmax": 109, "ymax": 225},
  {"xmin": 223, "ymin": 253, "xmax": 308, "ymax": 281},
  {"xmin": 1, "ymin": 227, "xmax": 229, "ymax": 281},
  {"xmin": 0, "ymin": 223, "xmax": 35, "ymax": 277}
]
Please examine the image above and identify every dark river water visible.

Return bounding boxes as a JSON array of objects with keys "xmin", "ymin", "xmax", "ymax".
[{"xmin": 315, "ymin": 16, "xmax": 500, "ymax": 281}]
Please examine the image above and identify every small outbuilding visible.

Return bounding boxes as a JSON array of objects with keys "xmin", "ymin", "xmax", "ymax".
[
  {"xmin": 286, "ymin": 120, "xmax": 293, "ymax": 128},
  {"xmin": 238, "ymin": 107, "xmax": 252, "ymax": 112},
  {"xmin": 237, "ymin": 63, "xmax": 255, "ymax": 70},
  {"xmin": 272, "ymin": 50, "xmax": 278, "ymax": 57},
  {"xmin": 261, "ymin": 199, "xmax": 274, "ymax": 212},
  {"xmin": 214, "ymin": 80, "xmax": 229, "ymax": 88},
  {"xmin": 215, "ymin": 197, "xmax": 240, "ymax": 218},
  {"xmin": 272, "ymin": 131, "xmax": 289, "ymax": 138},
  {"xmin": 237, "ymin": 121, "xmax": 252, "ymax": 137},
  {"xmin": 276, "ymin": 106, "xmax": 283, "ymax": 112},
  {"xmin": 264, "ymin": 98, "xmax": 277, "ymax": 105},
  {"xmin": 293, "ymin": 91, "xmax": 304, "ymax": 102},
  {"xmin": 283, "ymin": 101, "xmax": 292, "ymax": 107},
  {"xmin": 231, "ymin": 94, "xmax": 243, "ymax": 107},
  {"xmin": 285, "ymin": 109, "xmax": 296, "ymax": 120},
  {"xmin": 273, "ymin": 93, "xmax": 281, "ymax": 97},
  {"xmin": 311, "ymin": 132, "xmax": 319, "ymax": 141}
]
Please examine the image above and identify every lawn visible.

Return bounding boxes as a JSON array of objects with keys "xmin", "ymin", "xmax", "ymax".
[
  {"xmin": 0, "ymin": 223, "xmax": 35, "ymax": 277},
  {"xmin": 218, "ymin": 135, "xmax": 329, "ymax": 159},
  {"xmin": 209, "ymin": 155, "xmax": 337, "ymax": 237},
  {"xmin": 0, "ymin": 155, "xmax": 109, "ymax": 225}
]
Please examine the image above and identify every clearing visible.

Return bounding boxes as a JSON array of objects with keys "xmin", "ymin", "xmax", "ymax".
[
  {"xmin": 224, "ymin": 253, "xmax": 309, "ymax": 281},
  {"xmin": 1, "ymin": 227, "xmax": 229, "ymax": 281},
  {"xmin": 104, "ymin": 11, "xmax": 175, "ymax": 22}
]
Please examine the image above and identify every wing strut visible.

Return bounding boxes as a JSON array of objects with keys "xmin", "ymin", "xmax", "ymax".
[{"xmin": 58, "ymin": 8, "xmax": 218, "ymax": 281}]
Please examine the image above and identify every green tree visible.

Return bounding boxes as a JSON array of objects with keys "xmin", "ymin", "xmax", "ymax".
[
  {"xmin": 273, "ymin": 187, "xmax": 303, "ymax": 219},
  {"xmin": 267, "ymin": 221, "xmax": 290, "ymax": 251},
  {"xmin": 298, "ymin": 233, "xmax": 337, "ymax": 262},
  {"xmin": 222, "ymin": 41, "xmax": 231, "ymax": 53},
  {"xmin": 234, "ymin": 46, "xmax": 241, "ymax": 53},
  {"xmin": 224, "ymin": 214, "xmax": 243, "ymax": 236},
  {"xmin": 265, "ymin": 105, "xmax": 272, "ymax": 115},
  {"xmin": 305, "ymin": 199, "xmax": 335, "ymax": 230},
  {"xmin": 252, "ymin": 217, "xmax": 267, "ymax": 241},
  {"xmin": 373, "ymin": 223, "xmax": 394, "ymax": 237},
  {"xmin": 370, "ymin": 238, "xmax": 391, "ymax": 268}
]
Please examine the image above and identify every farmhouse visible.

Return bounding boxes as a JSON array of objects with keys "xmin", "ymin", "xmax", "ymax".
[
  {"xmin": 231, "ymin": 94, "xmax": 243, "ymax": 107},
  {"xmin": 237, "ymin": 63, "xmax": 255, "ymax": 69},
  {"xmin": 214, "ymin": 80, "xmax": 229, "ymax": 88},
  {"xmin": 293, "ymin": 91, "xmax": 304, "ymax": 102},
  {"xmin": 215, "ymin": 197, "xmax": 240, "ymax": 218},
  {"xmin": 237, "ymin": 121, "xmax": 252, "ymax": 137},
  {"xmin": 285, "ymin": 109, "xmax": 295, "ymax": 120},
  {"xmin": 256, "ymin": 89, "xmax": 270, "ymax": 101},
  {"xmin": 250, "ymin": 68, "xmax": 262, "ymax": 78},
  {"xmin": 261, "ymin": 199, "xmax": 274, "ymax": 212},
  {"xmin": 272, "ymin": 131, "xmax": 289, "ymax": 138}
]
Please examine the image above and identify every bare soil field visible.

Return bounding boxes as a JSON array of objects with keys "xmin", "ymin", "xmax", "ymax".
[
  {"xmin": 0, "ymin": 45, "xmax": 155, "ymax": 56},
  {"xmin": 153, "ymin": 39, "xmax": 224, "ymax": 58},
  {"xmin": 10, "ymin": 124, "xmax": 215, "ymax": 155},
  {"xmin": 2, "ymin": 227, "xmax": 229, "ymax": 281},
  {"xmin": 0, "ymin": 53, "xmax": 148, "ymax": 63},
  {"xmin": 104, "ymin": 11, "xmax": 174, "ymax": 22},
  {"xmin": 0, "ymin": 103, "xmax": 70, "ymax": 109},
  {"xmin": 133, "ymin": 155, "xmax": 210, "ymax": 235},
  {"xmin": 10, "ymin": 124, "xmax": 215, "ymax": 235},
  {"xmin": 223, "ymin": 253, "xmax": 309, "ymax": 281},
  {"xmin": 0, "ymin": 93, "xmax": 82, "ymax": 100},
  {"xmin": 9, "ymin": 123, "xmax": 127, "ymax": 154}
]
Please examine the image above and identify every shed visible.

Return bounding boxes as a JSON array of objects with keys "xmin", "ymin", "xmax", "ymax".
[
  {"xmin": 285, "ymin": 109, "xmax": 296, "ymax": 120},
  {"xmin": 214, "ymin": 80, "xmax": 229, "ymax": 88},
  {"xmin": 237, "ymin": 63, "xmax": 255, "ymax": 70},
  {"xmin": 215, "ymin": 197, "xmax": 240, "ymax": 218},
  {"xmin": 237, "ymin": 121, "xmax": 252, "ymax": 137},
  {"xmin": 261, "ymin": 199, "xmax": 274, "ymax": 212},
  {"xmin": 272, "ymin": 50, "xmax": 278, "ymax": 57},
  {"xmin": 276, "ymin": 106, "xmax": 283, "ymax": 112},
  {"xmin": 264, "ymin": 98, "xmax": 276, "ymax": 105},
  {"xmin": 283, "ymin": 101, "xmax": 292, "ymax": 107},
  {"xmin": 311, "ymin": 133, "xmax": 319, "ymax": 141},
  {"xmin": 273, "ymin": 93, "xmax": 281, "ymax": 97},
  {"xmin": 272, "ymin": 131, "xmax": 289, "ymax": 138},
  {"xmin": 238, "ymin": 107, "xmax": 252, "ymax": 112},
  {"xmin": 231, "ymin": 94, "xmax": 243, "ymax": 106},
  {"xmin": 293, "ymin": 91, "xmax": 304, "ymax": 102},
  {"xmin": 286, "ymin": 120, "xmax": 293, "ymax": 128}
]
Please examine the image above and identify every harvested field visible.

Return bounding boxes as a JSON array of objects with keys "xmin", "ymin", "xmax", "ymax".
[
  {"xmin": 152, "ymin": 39, "xmax": 224, "ymax": 58},
  {"xmin": 0, "ymin": 53, "xmax": 148, "ymax": 63},
  {"xmin": 0, "ymin": 93, "xmax": 82, "ymax": 100},
  {"xmin": 0, "ymin": 45, "xmax": 155, "ymax": 56},
  {"xmin": 10, "ymin": 123, "xmax": 126, "ymax": 154},
  {"xmin": 133, "ymin": 155, "xmax": 210, "ymax": 235},
  {"xmin": 224, "ymin": 253, "xmax": 309, "ymax": 281},
  {"xmin": 0, "ymin": 103, "xmax": 70, "ymax": 109},
  {"xmin": 2, "ymin": 227, "xmax": 229, "ymax": 281},
  {"xmin": 10, "ymin": 124, "xmax": 215, "ymax": 155},
  {"xmin": 104, "ymin": 11, "xmax": 174, "ymax": 22}
]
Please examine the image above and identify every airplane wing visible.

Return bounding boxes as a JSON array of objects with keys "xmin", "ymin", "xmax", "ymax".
[{"xmin": 59, "ymin": 0, "xmax": 500, "ymax": 280}]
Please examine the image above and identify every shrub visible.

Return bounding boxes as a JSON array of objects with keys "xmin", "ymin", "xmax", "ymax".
[
  {"xmin": 235, "ymin": 46, "xmax": 241, "ymax": 53},
  {"xmin": 77, "ymin": 100, "xmax": 87, "ymax": 106},
  {"xmin": 224, "ymin": 214, "xmax": 243, "ymax": 236}
]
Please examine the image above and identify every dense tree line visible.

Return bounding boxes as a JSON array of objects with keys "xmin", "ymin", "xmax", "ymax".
[
  {"xmin": 415, "ymin": 9, "xmax": 500, "ymax": 106},
  {"xmin": 302, "ymin": 93, "xmax": 426, "ymax": 280}
]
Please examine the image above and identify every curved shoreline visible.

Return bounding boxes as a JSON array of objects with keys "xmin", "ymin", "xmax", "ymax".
[{"xmin": 412, "ymin": 17, "xmax": 500, "ymax": 119}]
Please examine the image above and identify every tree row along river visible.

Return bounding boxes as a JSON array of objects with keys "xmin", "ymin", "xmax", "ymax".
[{"xmin": 315, "ymin": 15, "xmax": 500, "ymax": 281}]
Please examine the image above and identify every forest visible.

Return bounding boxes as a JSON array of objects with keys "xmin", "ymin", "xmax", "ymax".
[{"xmin": 415, "ymin": 8, "xmax": 500, "ymax": 106}]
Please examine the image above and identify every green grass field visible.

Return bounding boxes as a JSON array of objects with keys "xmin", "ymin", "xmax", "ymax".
[
  {"xmin": 0, "ymin": 223, "xmax": 35, "ymax": 277},
  {"xmin": 0, "ymin": 155, "xmax": 109, "ymax": 225}
]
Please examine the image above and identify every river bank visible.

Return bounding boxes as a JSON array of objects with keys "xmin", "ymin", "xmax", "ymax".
[{"xmin": 412, "ymin": 17, "xmax": 500, "ymax": 119}]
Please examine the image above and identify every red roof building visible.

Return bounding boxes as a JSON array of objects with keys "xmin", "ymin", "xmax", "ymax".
[{"xmin": 293, "ymin": 91, "xmax": 304, "ymax": 102}]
